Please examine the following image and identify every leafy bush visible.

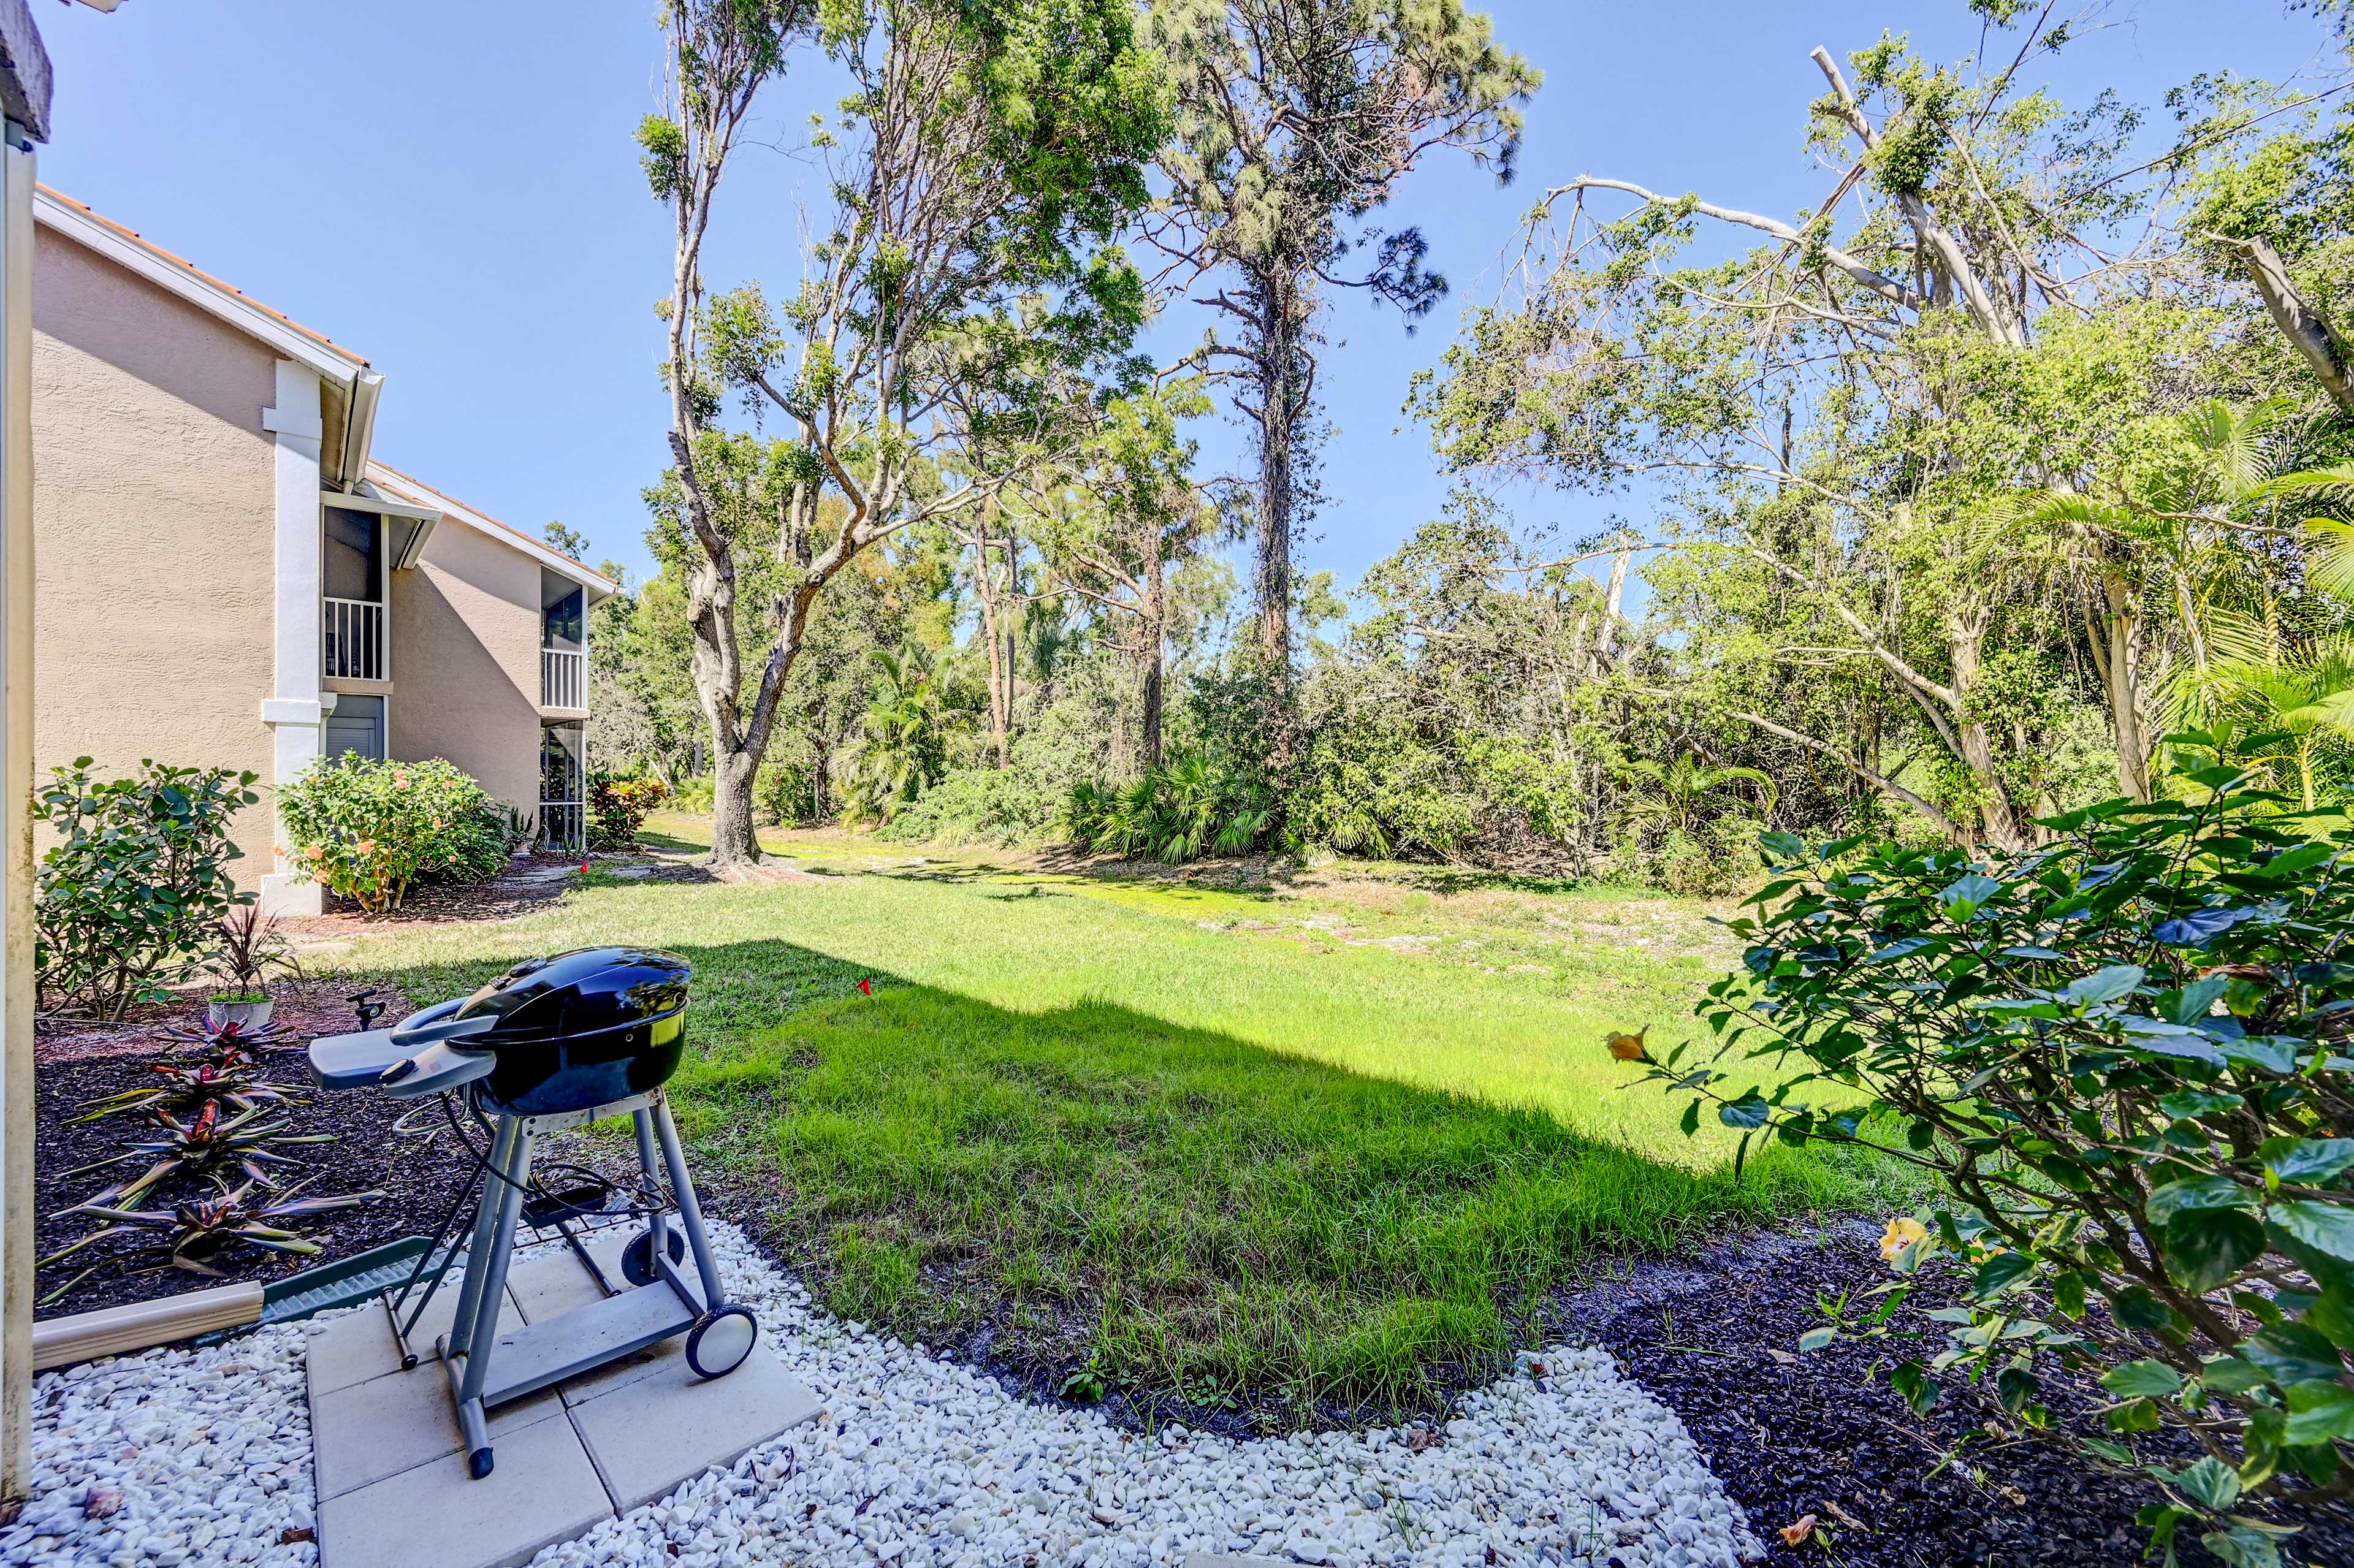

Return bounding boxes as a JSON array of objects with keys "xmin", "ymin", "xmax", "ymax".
[
  {"xmin": 277, "ymin": 755, "xmax": 507, "ymax": 915},
  {"xmin": 755, "ymin": 759, "xmax": 818, "ymax": 826},
  {"xmin": 587, "ymin": 771, "xmax": 668, "ymax": 850},
  {"xmin": 875, "ymin": 765, "xmax": 1057, "ymax": 846},
  {"xmin": 672, "ymin": 774, "xmax": 716, "ymax": 814},
  {"xmin": 1626, "ymin": 771, "xmax": 2354, "ymax": 1561},
  {"xmin": 33, "ymin": 758, "xmax": 257, "ymax": 1019},
  {"xmin": 839, "ymin": 649, "xmax": 966, "ymax": 825},
  {"xmin": 1061, "ymin": 756, "xmax": 1279, "ymax": 864}
]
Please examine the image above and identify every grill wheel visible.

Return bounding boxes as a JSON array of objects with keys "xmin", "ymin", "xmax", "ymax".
[
  {"xmin": 622, "ymin": 1225, "xmax": 688, "ymax": 1286},
  {"xmin": 685, "ymin": 1305, "xmax": 759, "ymax": 1379}
]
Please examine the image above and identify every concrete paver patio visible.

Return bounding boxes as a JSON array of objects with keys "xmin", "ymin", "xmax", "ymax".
[{"xmin": 305, "ymin": 1231, "xmax": 821, "ymax": 1568}]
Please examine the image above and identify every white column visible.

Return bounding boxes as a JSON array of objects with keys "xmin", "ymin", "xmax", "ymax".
[
  {"xmin": 0, "ymin": 124, "xmax": 36, "ymax": 1501},
  {"xmin": 258, "ymin": 359, "xmax": 324, "ymax": 916}
]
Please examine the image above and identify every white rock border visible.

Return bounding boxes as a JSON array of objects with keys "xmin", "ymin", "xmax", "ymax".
[{"xmin": 1, "ymin": 1222, "xmax": 1763, "ymax": 1568}]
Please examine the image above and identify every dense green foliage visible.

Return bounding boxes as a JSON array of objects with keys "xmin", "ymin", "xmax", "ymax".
[
  {"xmin": 1060, "ymin": 756, "xmax": 1279, "ymax": 863},
  {"xmin": 32, "ymin": 758, "xmax": 257, "ymax": 1019},
  {"xmin": 1625, "ymin": 773, "xmax": 2354, "ymax": 1559},
  {"xmin": 277, "ymin": 755, "xmax": 514, "ymax": 914}
]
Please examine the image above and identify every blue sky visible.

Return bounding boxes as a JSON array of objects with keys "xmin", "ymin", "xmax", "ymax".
[{"xmin": 34, "ymin": 1, "xmax": 2340, "ymax": 598}]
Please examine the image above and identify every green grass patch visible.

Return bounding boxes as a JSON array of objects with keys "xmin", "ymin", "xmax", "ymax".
[{"xmin": 332, "ymin": 821, "xmax": 1921, "ymax": 1417}]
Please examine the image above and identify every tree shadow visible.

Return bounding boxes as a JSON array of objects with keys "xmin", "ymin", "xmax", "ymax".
[{"xmin": 363, "ymin": 933, "xmax": 1887, "ymax": 1434}]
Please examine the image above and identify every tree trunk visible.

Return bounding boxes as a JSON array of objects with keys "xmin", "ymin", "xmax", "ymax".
[
  {"xmin": 1946, "ymin": 614, "xmax": 2030, "ymax": 850},
  {"xmin": 1252, "ymin": 272, "xmax": 1307, "ymax": 760},
  {"xmin": 2100, "ymin": 570, "xmax": 2152, "ymax": 802},
  {"xmin": 1002, "ymin": 624, "xmax": 1017, "ymax": 764},
  {"xmin": 1139, "ymin": 545, "xmax": 1166, "ymax": 774},
  {"xmin": 2240, "ymin": 236, "xmax": 2354, "ymax": 416},
  {"xmin": 1596, "ymin": 549, "xmax": 1629, "ymax": 672},
  {"xmin": 710, "ymin": 746, "xmax": 761, "ymax": 866},
  {"xmin": 974, "ymin": 526, "xmax": 1010, "ymax": 767}
]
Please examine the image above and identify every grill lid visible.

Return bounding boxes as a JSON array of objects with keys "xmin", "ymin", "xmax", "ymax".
[{"xmin": 436, "ymin": 946, "xmax": 691, "ymax": 1047}]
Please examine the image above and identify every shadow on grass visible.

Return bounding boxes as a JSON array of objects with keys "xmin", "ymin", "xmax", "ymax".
[{"xmin": 375, "ymin": 932, "xmax": 1896, "ymax": 1431}]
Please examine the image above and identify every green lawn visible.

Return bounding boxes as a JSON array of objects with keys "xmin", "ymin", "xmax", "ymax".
[{"xmin": 325, "ymin": 818, "xmax": 1914, "ymax": 1418}]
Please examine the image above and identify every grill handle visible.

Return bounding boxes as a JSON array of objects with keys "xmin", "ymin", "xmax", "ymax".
[
  {"xmin": 382, "ymin": 1040, "xmax": 500, "ymax": 1100},
  {"xmin": 390, "ymin": 1003, "xmax": 499, "ymax": 1051}
]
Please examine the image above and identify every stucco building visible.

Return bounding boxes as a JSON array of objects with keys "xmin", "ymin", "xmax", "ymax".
[{"xmin": 30, "ymin": 186, "xmax": 609, "ymax": 913}]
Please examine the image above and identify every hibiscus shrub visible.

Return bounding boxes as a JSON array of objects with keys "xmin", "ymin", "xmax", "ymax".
[
  {"xmin": 278, "ymin": 754, "xmax": 509, "ymax": 914},
  {"xmin": 1623, "ymin": 771, "xmax": 2354, "ymax": 1563}
]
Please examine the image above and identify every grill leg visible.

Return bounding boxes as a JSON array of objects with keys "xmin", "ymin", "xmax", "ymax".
[
  {"xmin": 441, "ymin": 1115, "xmax": 517, "ymax": 1360},
  {"xmin": 632, "ymin": 1107, "xmax": 668, "ymax": 1272},
  {"xmin": 452, "ymin": 1119, "xmax": 535, "ymax": 1479},
  {"xmin": 460, "ymin": 1122, "xmax": 536, "ymax": 1406},
  {"xmin": 651, "ymin": 1094, "xmax": 728, "ymax": 1310}
]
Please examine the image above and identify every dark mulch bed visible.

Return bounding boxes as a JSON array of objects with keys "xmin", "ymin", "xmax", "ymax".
[
  {"xmin": 33, "ymin": 988, "xmax": 482, "ymax": 1320},
  {"xmin": 293, "ymin": 850, "xmax": 582, "ymax": 931},
  {"xmin": 1553, "ymin": 1222, "xmax": 2354, "ymax": 1568}
]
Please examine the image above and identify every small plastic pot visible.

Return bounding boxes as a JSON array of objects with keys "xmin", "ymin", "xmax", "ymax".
[{"xmin": 205, "ymin": 997, "xmax": 274, "ymax": 1033}]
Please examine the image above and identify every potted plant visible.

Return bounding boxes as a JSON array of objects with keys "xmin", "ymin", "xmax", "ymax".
[{"xmin": 203, "ymin": 902, "xmax": 299, "ymax": 1032}]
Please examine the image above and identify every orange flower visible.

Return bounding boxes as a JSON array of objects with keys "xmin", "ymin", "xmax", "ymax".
[
  {"xmin": 1779, "ymin": 1515, "xmax": 1817, "ymax": 1548},
  {"xmin": 303, "ymin": 845, "xmax": 324, "ymax": 861},
  {"xmin": 1605, "ymin": 1026, "xmax": 1650, "ymax": 1062},
  {"xmin": 354, "ymin": 839, "xmax": 377, "ymax": 854}
]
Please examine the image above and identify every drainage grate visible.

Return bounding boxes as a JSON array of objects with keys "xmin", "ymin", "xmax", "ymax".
[{"xmin": 258, "ymin": 1236, "xmax": 438, "ymax": 1325}]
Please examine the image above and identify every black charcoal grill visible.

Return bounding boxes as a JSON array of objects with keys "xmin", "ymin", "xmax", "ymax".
[{"xmin": 309, "ymin": 947, "xmax": 756, "ymax": 1479}]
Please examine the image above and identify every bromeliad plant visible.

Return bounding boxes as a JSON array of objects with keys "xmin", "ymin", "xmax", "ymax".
[
  {"xmin": 1620, "ymin": 771, "xmax": 2354, "ymax": 1564},
  {"xmin": 65, "ymin": 1100, "xmax": 335, "ymax": 1210},
  {"xmin": 53, "ymin": 1179, "xmax": 381, "ymax": 1278},
  {"xmin": 72, "ymin": 1052, "xmax": 300, "ymax": 1124}
]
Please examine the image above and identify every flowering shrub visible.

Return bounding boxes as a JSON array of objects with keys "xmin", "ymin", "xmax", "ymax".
[
  {"xmin": 1622, "ymin": 772, "xmax": 2354, "ymax": 1563},
  {"xmin": 587, "ymin": 772, "xmax": 668, "ymax": 850},
  {"xmin": 277, "ymin": 755, "xmax": 506, "ymax": 914},
  {"xmin": 33, "ymin": 758, "xmax": 256, "ymax": 1018}
]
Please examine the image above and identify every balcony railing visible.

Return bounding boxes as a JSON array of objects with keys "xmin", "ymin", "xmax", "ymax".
[
  {"xmin": 324, "ymin": 597, "xmax": 386, "ymax": 681},
  {"xmin": 541, "ymin": 647, "xmax": 585, "ymax": 710}
]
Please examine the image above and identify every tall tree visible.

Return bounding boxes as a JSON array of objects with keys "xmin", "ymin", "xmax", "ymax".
[
  {"xmin": 642, "ymin": 0, "xmax": 815, "ymax": 860},
  {"xmin": 1037, "ymin": 382, "xmax": 1216, "ymax": 772},
  {"xmin": 1414, "ymin": 14, "xmax": 2327, "ymax": 850},
  {"xmin": 2178, "ymin": 20, "xmax": 2354, "ymax": 412},
  {"xmin": 647, "ymin": 0, "xmax": 1169, "ymax": 866},
  {"xmin": 1141, "ymin": 0, "xmax": 1535, "ymax": 754}
]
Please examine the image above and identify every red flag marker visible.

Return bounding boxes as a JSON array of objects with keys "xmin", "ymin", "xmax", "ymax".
[{"xmin": 857, "ymin": 978, "xmax": 873, "ymax": 995}]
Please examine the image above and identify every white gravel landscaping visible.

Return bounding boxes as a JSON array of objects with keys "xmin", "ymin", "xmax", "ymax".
[{"xmin": 2, "ymin": 1222, "xmax": 1762, "ymax": 1568}]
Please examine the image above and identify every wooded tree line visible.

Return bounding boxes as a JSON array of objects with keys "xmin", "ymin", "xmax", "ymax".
[{"xmin": 587, "ymin": 0, "xmax": 2354, "ymax": 889}]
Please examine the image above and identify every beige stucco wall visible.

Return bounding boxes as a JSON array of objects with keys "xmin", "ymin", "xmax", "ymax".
[
  {"xmin": 31, "ymin": 224, "xmax": 281, "ymax": 889},
  {"xmin": 387, "ymin": 519, "xmax": 545, "ymax": 826}
]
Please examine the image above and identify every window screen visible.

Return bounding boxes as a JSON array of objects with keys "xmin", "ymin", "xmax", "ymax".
[{"xmin": 325, "ymin": 508, "xmax": 383, "ymax": 603}]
